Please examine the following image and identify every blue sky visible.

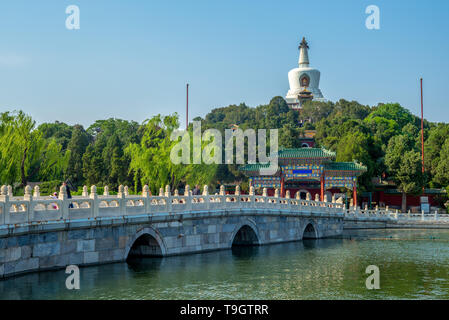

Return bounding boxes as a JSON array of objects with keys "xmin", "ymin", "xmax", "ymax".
[{"xmin": 0, "ymin": 0, "xmax": 448, "ymax": 127}]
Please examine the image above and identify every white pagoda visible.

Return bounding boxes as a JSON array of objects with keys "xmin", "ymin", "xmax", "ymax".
[{"xmin": 285, "ymin": 37, "xmax": 325, "ymax": 109}]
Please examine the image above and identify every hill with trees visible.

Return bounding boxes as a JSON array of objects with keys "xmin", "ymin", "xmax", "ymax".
[{"xmin": 1, "ymin": 96, "xmax": 448, "ymax": 211}]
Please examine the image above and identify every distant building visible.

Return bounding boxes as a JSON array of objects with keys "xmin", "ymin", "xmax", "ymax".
[{"xmin": 285, "ymin": 37, "xmax": 325, "ymax": 109}]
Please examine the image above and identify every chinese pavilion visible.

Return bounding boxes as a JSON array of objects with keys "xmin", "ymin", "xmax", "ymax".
[{"xmin": 239, "ymin": 148, "xmax": 367, "ymax": 206}]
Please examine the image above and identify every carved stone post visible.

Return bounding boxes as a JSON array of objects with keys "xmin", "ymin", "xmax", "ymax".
[
  {"xmin": 165, "ymin": 185, "xmax": 172, "ymax": 212},
  {"xmin": 159, "ymin": 187, "xmax": 164, "ymax": 197},
  {"xmin": 117, "ymin": 185, "xmax": 125, "ymax": 215},
  {"xmin": 82, "ymin": 186, "xmax": 88, "ymax": 197},
  {"xmin": 124, "ymin": 186, "xmax": 129, "ymax": 197},
  {"xmin": 274, "ymin": 188, "xmax": 279, "ymax": 198},
  {"xmin": 90, "ymin": 185, "xmax": 99, "ymax": 217},
  {"xmin": 59, "ymin": 184, "xmax": 69, "ymax": 220},
  {"xmin": 33, "ymin": 185, "xmax": 40, "ymax": 198},
  {"xmin": 7, "ymin": 185, "xmax": 12, "ymax": 197},
  {"xmin": 142, "ymin": 185, "xmax": 151, "ymax": 214},
  {"xmin": 184, "ymin": 185, "xmax": 192, "ymax": 211},
  {"xmin": 24, "ymin": 185, "xmax": 33, "ymax": 223},
  {"xmin": 0, "ymin": 185, "xmax": 10, "ymax": 224},
  {"xmin": 165, "ymin": 185, "xmax": 171, "ymax": 197},
  {"xmin": 285, "ymin": 190, "xmax": 290, "ymax": 199},
  {"xmin": 103, "ymin": 186, "xmax": 109, "ymax": 196},
  {"xmin": 235, "ymin": 185, "xmax": 240, "ymax": 196}
]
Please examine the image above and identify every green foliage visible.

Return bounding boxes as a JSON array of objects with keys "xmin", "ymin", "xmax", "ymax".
[
  {"xmin": 65, "ymin": 125, "xmax": 90, "ymax": 186},
  {"xmin": 0, "ymin": 111, "xmax": 70, "ymax": 186},
  {"xmin": 385, "ymin": 135, "xmax": 424, "ymax": 194},
  {"xmin": 126, "ymin": 114, "xmax": 187, "ymax": 194},
  {"xmin": 38, "ymin": 180, "xmax": 62, "ymax": 196},
  {"xmin": 0, "ymin": 96, "xmax": 447, "ymax": 199}
]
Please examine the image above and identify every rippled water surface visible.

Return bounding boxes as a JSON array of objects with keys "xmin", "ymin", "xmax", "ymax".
[{"xmin": 1, "ymin": 229, "xmax": 449, "ymax": 299}]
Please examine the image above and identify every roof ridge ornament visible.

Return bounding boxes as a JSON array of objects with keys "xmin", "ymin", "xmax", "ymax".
[{"xmin": 299, "ymin": 37, "xmax": 309, "ymax": 50}]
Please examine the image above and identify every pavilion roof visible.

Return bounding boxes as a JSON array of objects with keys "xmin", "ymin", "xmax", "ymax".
[
  {"xmin": 324, "ymin": 162, "xmax": 367, "ymax": 173},
  {"xmin": 278, "ymin": 147, "xmax": 335, "ymax": 160}
]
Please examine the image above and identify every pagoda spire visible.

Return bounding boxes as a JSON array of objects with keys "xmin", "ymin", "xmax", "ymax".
[{"xmin": 298, "ymin": 37, "xmax": 310, "ymax": 67}]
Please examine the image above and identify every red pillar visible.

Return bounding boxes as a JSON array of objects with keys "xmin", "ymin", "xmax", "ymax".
[
  {"xmin": 320, "ymin": 174, "xmax": 324, "ymax": 201},
  {"xmin": 280, "ymin": 174, "xmax": 285, "ymax": 198},
  {"xmin": 353, "ymin": 184, "xmax": 357, "ymax": 207}
]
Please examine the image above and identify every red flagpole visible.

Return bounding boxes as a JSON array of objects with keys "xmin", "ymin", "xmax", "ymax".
[
  {"xmin": 186, "ymin": 83, "xmax": 189, "ymax": 130},
  {"xmin": 420, "ymin": 78, "xmax": 424, "ymax": 194}
]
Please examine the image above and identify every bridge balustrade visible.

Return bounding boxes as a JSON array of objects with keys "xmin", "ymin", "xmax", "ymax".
[{"xmin": 0, "ymin": 184, "xmax": 345, "ymax": 226}]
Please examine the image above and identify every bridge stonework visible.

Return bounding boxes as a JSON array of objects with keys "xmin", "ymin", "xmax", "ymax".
[
  {"xmin": 3, "ymin": 183, "xmax": 419, "ymax": 279},
  {"xmin": 0, "ymin": 209, "xmax": 343, "ymax": 279}
]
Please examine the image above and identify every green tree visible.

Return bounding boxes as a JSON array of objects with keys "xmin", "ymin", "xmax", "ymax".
[
  {"xmin": 385, "ymin": 135, "xmax": 424, "ymax": 212},
  {"xmin": 65, "ymin": 125, "xmax": 90, "ymax": 186},
  {"xmin": 0, "ymin": 111, "xmax": 69, "ymax": 186}
]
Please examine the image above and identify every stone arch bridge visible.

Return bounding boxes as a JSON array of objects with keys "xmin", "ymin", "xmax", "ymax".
[{"xmin": 0, "ymin": 184, "xmax": 351, "ymax": 278}]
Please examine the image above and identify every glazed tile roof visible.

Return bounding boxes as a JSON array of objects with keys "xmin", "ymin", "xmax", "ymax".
[
  {"xmin": 324, "ymin": 162, "xmax": 367, "ymax": 172},
  {"xmin": 239, "ymin": 163, "xmax": 271, "ymax": 171},
  {"xmin": 278, "ymin": 148, "xmax": 335, "ymax": 159}
]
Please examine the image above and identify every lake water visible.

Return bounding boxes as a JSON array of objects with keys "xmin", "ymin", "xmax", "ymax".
[{"xmin": 1, "ymin": 229, "xmax": 448, "ymax": 300}]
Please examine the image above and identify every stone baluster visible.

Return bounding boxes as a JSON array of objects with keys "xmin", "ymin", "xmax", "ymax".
[
  {"xmin": 248, "ymin": 186, "xmax": 255, "ymax": 206},
  {"xmin": 218, "ymin": 185, "xmax": 225, "ymax": 204},
  {"xmin": 33, "ymin": 185, "xmax": 40, "ymax": 198},
  {"xmin": 142, "ymin": 185, "xmax": 151, "ymax": 213},
  {"xmin": 235, "ymin": 185, "xmax": 240, "ymax": 196},
  {"xmin": 103, "ymin": 186, "xmax": 109, "ymax": 196},
  {"xmin": 59, "ymin": 184, "xmax": 69, "ymax": 219},
  {"xmin": 285, "ymin": 190, "xmax": 290, "ymax": 199},
  {"xmin": 314, "ymin": 193, "xmax": 320, "ymax": 202},
  {"xmin": 24, "ymin": 185, "xmax": 33, "ymax": 222},
  {"xmin": 331, "ymin": 194, "xmax": 336, "ymax": 203},
  {"xmin": 184, "ymin": 185, "xmax": 190, "ymax": 196},
  {"xmin": 82, "ymin": 186, "xmax": 89, "ymax": 197},
  {"xmin": 184, "ymin": 185, "xmax": 192, "ymax": 210},
  {"xmin": 164, "ymin": 185, "xmax": 171, "ymax": 197},
  {"xmin": 7, "ymin": 185, "xmax": 12, "ymax": 197},
  {"xmin": 124, "ymin": 186, "xmax": 129, "ymax": 197},
  {"xmin": 385, "ymin": 206, "xmax": 389, "ymax": 215},
  {"xmin": 306, "ymin": 193, "xmax": 311, "ymax": 201},
  {"xmin": 172, "ymin": 189, "xmax": 179, "ymax": 204},
  {"xmin": 262, "ymin": 188, "xmax": 267, "ymax": 197},
  {"xmin": 159, "ymin": 187, "xmax": 164, "ymax": 197},
  {"xmin": 164, "ymin": 185, "xmax": 172, "ymax": 211},
  {"xmin": 117, "ymin": 185, "xmax": 125, "ymax": 215},
  {"xmin": 295, "ymin": 192, "xmax": 300, "ymax": 200},
  {"xmin": 0, "ymin": 185, "xmax": 10, "ymax": 224},
  {"xmin": 202, "ymin": 185, "xmax": 209, "ymax": 196},
  {"xmin": 24, "ymin": 185, "xmax": 32, "ymax": 200},
  {"xmin": 90, "ymin": 185, "xmax": 99, "ymax": 217}
]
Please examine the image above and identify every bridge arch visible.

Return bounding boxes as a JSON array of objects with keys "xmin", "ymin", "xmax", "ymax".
[
  {"xmin": 124, "ymin": 227, "xmax": 167, "ymax": 260},
  {"xmin": 229, "ymin": 219, "xmax": 261, "ymax": 247},
  {"xmin": 302, "ymin": 221, "xmax": 319, "ymax": 239}
]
